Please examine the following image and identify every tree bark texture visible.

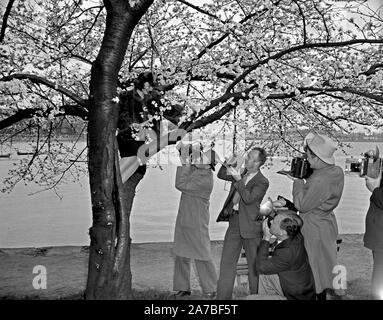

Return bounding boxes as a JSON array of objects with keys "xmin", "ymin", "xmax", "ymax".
[{"xmin": 85, "ymin": 0, "xmax": 153, "ymax": 300}]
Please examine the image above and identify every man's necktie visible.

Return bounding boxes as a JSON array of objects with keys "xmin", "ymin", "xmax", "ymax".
[
  {"xmin": 232, "ymin": 172, "xmax": 248, "ymax": 206},
  {"xmin": 232, "ymin": 190, "xmax": 241, "ymax": 206}
]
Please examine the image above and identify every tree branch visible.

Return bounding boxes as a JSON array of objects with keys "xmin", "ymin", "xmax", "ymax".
[
  {"xmin": 180, "ymin": 80, "xmax": 382, "ymax": 133},
  {"xmin": 298, "ymin": 86, "xmax": 383, "ymax": 103},
  {"xmin": 293, "ymin": 0, "xmax": 307, "ymax": 45},
  {"xmin": 313, "ymin": 2, "xmax": 330, "ymax": 43},
  {"xmin": 226, "ymin": 38, "xmax": 383, "ymax": 93},
  {"xmin": 68, "ymin": 53, "xmax": 94, "ymax": 65},
  {"xmin": 0, "ymin": 73, "xmax": 87, "ymax": 107},
  {"xmin": 0, "ymin": 0, "xmax": 15, "ymax": 43},
  {"xmin": 362, "ymin": 63, "xmax": 383, "ymax": 76},
  {"xmin": 176, "ymin": 0, "xmax": 222, "ymax": 21},
  {"xmin": 0, "ymin": 104, "xmax": 88, "ymax": 131},
  {"xmin": 65, "ymin": 6, "xmax": 104, "ymax": 55},
  {"xmin": 313, "ymin": 109, "xmax": 372, "ymax": 126},
  {"xmin": 188, "ymin": 0, "xmax": 283, "ymax": 63}
]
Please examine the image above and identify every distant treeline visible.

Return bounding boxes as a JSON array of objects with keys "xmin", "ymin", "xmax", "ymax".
[
  {"xmin": 245, "ymin": 130, "xmax": 383, "ymax": 142},
  {"xmin": 335, "ymin": 133, "xmax": 383, "ymax": 142}
]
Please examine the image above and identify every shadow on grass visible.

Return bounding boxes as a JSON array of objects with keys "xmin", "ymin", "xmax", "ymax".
[
  {"xmin": 345, "ymin": 279, "xmax": 371, "ymax": 300},
  {"xmin": 2, "ymin": 281, "xmax": 369, "ymax": 300},
  {"xmin": 0, "ymin": 289, "xmax": 175, "ymax": 300}
]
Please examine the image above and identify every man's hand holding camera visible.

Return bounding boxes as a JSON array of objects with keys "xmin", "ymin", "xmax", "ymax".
[
  {"xmin": 225, "ymin": 156, "xmax": 238, "ymax": 167},
  {"xmin": 227, "ymin": 166, "xmax": 241, "ymax": 181},
  {"xmin": 262, "ymin": 219, "xmax": 272, "ymax": 242},
  {"xmin": 224, "ymin": 155, "xmax": 246, "ymax": 181}
]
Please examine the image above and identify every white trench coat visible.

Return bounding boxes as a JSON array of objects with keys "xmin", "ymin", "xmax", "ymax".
[{"xmin": 173, "ymin": 165, "xmax": 214, "ymax": 261}]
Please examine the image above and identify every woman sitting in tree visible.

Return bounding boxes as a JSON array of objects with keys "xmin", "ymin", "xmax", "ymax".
[{"xmin": 117, "ymin": 71, "xmax": 184, "ymax": 183}]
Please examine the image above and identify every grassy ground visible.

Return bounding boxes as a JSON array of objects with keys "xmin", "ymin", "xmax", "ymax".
[{"xmin": 0, "ymin": 234, "xmax": 373, "ymax": 300}]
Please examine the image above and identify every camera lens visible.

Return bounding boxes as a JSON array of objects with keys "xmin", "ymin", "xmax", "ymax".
[{"xmin": 267, "ymin": 212, "xmax": 277, "ymax": 228}]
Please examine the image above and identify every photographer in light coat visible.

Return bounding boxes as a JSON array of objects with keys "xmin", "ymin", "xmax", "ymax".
[
  {"xmin": 172, "ymin": 143, "xmax": 218, "ymax": 298},
  {"xmin": 291, "ymin": 133, "xmax": 344, "ymax": 300}
]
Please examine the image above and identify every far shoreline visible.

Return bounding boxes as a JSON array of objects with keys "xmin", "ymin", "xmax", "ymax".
[{"xmin": 0, "ymin": 233, "xmax": 364, "ymax": 251}]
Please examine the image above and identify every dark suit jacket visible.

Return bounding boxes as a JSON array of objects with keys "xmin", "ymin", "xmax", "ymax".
[
  {"xmin": 364, "ymin": 186, "xmax": 383, "ymax": 251},
  {"xmin": 256, "ymin": 234, "xmax": 316, "ymax": 300},
  {"xmin": 216, "ymin": 165, "xmax": 269, "ymax": 238}
]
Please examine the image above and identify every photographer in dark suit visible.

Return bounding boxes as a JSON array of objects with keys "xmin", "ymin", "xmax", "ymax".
[
  {"xmin": 216, "ymin": 147, "xmax": 269, "ymax": 300},
  {"xmin": 247, "ymin": 210, "xmax": 316, "ymax": 300},
  {"xmin": 364, "ymin": 171, "xmax": 383, "ymax": 300}
]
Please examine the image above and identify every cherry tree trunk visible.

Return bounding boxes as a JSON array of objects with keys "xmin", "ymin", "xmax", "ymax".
[{"xmin": 85, "ymin": 0, "xmax": 153, "ymax": 300}]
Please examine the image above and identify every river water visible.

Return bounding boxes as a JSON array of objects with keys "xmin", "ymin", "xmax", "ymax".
[{"xmin": 0, "ymin": 141, "xmax": 381, "ymax": 248}]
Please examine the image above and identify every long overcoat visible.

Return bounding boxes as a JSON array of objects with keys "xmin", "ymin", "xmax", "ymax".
[
  {"xmin": 173, "ymin": 165, "xmax": 214, "ymax": 261},
  {"xmin": 293, "ymin": 165, "xmax": 344, "ymax": 293},
  {"xmin": 364, "ymin": 183, "xmax": 383, "ymax": 251}
]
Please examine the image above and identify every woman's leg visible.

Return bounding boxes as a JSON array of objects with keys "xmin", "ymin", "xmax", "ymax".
[{"xmin": 120, "ymin": 156, "xmax": 140, "ymax": 183}]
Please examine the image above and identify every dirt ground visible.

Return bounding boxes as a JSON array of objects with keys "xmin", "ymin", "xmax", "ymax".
[{"xmin": 0, "ymin": 234, "xmax": 374, "ymax": 299}]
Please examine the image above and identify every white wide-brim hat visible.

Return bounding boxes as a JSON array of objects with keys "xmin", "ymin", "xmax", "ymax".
[{"xmin": 305, "ymin": 133, "xmax": 336, "ymax": 165}]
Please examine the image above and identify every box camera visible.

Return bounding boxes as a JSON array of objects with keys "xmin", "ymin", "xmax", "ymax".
[
  {"xmin": 345, "ymin": 146, "xmax": 382, "ymax": 178},
  {"xmin": 290, "ymin": 156, "xmax": 313, "ymax": 179},
  {"xmin": 265, "ymin": 196, "xmax": 298, "ymax": 228},
  {"xmin": 277, "ymin": 156, "xmax": 313, "ymax": 179}
]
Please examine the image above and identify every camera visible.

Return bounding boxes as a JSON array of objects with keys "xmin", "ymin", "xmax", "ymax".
[
  {"xmin": 264, "ymin": 195, "xmax": 298, "ymax": 228},
  {"xmin": 277, "ymin": 156, "xmax": 313, "ymax": 179},
  {"xmin": 290, "ymin": 156, "xmax": 313, "ymax": 179},
  {"xmin": 267, "ymin": 211, "xmax": 278, "ymax": 228},
  {"xmin": 345, "ymin": 147, "xmax": 382, "ymax": 178}
]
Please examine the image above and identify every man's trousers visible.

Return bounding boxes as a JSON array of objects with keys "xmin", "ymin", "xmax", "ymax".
[
  {"xmin": 372, "ymin": 250, "xmax": 383, "ymax": 300},
  {"xmin": 216, "ymin": 220, "xmax": 261, "ymax": 300}
]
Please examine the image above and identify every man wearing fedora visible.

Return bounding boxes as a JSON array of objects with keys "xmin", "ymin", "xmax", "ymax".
[{"xmin": 291, "ymin": 133, "xmax": 344, "ymax": 300}]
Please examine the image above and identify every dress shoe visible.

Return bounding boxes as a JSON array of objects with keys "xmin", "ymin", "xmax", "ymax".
[
  {"xmin": 204, "ymin": 292, "xmax": 216, "ymax": 299},
  {"xmin": 173, "ymin": 291, "xmax": 191, "ymax": 297}
]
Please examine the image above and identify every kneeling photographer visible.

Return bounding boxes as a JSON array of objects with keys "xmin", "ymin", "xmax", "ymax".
[
  {"xmin": 246, "ymin": 209, "xmax": 316, "ymax": 300},
  {"xmin": 290, "ymin": 133, "xmax": 344, "ymax": 300}
]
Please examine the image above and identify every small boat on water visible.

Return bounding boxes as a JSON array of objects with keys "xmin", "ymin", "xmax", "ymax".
[
  {"xmin": 0, "ymin": 153, "xmax": 11, "ymax": 158},
  {"xmin": 16, "ymin": 148, "xmax": 47, "ymax": 156},
  {"xmin": 17, "ymin": 150, "xmax": 35, "ymax": 155}
]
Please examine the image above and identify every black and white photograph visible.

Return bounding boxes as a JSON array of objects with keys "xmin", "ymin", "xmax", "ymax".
[{"xmin": 0, "ymin": 0, "xmax": 382, "ymax": 307}]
